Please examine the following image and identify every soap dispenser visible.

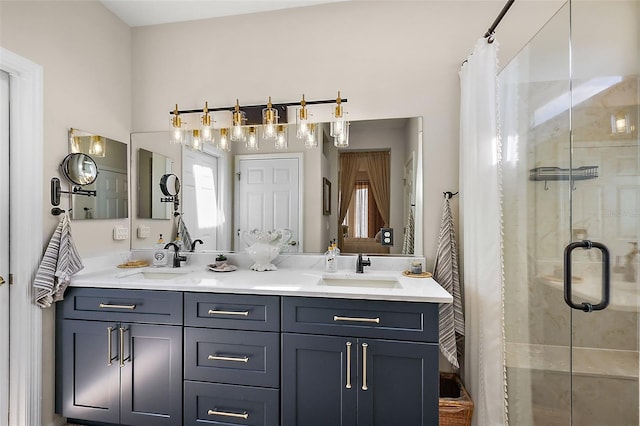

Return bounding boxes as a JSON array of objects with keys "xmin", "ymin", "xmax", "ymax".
[{"xmin": 325, "ymin": 246, "xmax": 337, "ymax": 273}]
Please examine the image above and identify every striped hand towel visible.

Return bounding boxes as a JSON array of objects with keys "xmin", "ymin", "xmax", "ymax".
[
  {"xmin": 33, "ymin": 212, "xmax": 84, "ymax": 308},
  {"xmin": 178, "ymin": 215, "xmax": 193, "ymax": 251},
  {"xmin": 433, "ymin": 197, "xmax": 464, "ymax": 368}
]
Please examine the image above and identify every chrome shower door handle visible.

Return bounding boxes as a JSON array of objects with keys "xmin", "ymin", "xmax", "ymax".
[{"xmin": 563, "ymin": 240, "xmax": 610, "ymax": 312}]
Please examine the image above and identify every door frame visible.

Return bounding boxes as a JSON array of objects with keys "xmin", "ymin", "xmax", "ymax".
[
  {"xmin": 1, "ymin": 47, "xmax": 44, "ymax": 426},
  {"xmin": 234, "ymin": 153, "xmax": 303, "ymax": 251}
]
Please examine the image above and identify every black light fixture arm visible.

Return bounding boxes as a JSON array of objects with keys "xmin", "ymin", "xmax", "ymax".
[
  {"xmin": 168, "ymin": 97, "xmax": 348, "ymax": 116},
  {"xmin": 50, "ymin": 177, "xmax": 97, "ymax": 216}
]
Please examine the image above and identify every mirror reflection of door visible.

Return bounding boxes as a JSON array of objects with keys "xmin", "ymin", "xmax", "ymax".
[
  {"xmin": 182, "ymin": 149, "xmax": 222, "ymax": 250},
  {"xmin": 235, "ymin": 154, "xmax": 301, "ymax": 252}
]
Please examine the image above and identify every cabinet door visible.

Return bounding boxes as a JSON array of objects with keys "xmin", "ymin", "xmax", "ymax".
[
  {"xmin": 120, "ymin": 323, "xmax": 183, "ymax": 426},
  {"xmin": 282, "ymin": 333, "xmax": 357, "ymax": 426},
  {"xmin": 60, "ymin": 319, "xmax": 120, "ymax": 423},
  {"xmin": 356, "ymin": 339, "xmax": 439, "ymax": 426}
]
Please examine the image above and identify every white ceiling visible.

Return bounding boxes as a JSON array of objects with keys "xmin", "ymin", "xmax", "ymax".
[{"xmin": 100, "ymin": 0, "xmax": 350, "ymax": 27}]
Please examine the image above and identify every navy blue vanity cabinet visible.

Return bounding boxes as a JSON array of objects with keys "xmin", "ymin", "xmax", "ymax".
[
  {"xmin": 183, "ymin": 292, "xmax": 281, "ymax": 426},
  {"xmin": 56, "ymin": 287, "xmax": 183, "ymax": 426},
  {"xmin": 281, "ymin": 297, "xmax": 439, "ymax": 426}
]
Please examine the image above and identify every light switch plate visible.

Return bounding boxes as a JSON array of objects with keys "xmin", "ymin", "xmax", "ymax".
[
  {"xmin": 380, "ymin": 228, "xmax": 394, "ymax": 246},
  {"xmin": 113, "ymin": 225, "xmax": 129, "ymax": 241}
]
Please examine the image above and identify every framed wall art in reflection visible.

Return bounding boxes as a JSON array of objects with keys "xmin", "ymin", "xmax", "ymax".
[{"xmin": 323, "ymin": 177, "xmax": 331, "ymax": 215}]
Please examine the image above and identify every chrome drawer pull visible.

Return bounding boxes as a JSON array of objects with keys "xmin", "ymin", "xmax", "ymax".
[
  {"xmin": 208, "ymin": 309, "xmax": 249, "ymax": 316},
  {"xmin": 119, "ymin": 327, "xmax": 126, "ymax": 367},
  {"xmin": 362, "ymin": 342, "xmax": 369, "ymax": 391},
  {"xmin": 208, "ymin": 354, "xmax": 249, "ymax": 363},
  {"xmin": 208, "ymin": 409, "xmax": 249, "ymax": 419},
  {"xmin": 345, "ymin": 342, "xmax": 352, "ymax": 389},
  {"xmin": 99, "ymin": 303, "xmax": 136, "ymax": 310},
  {"xmin": 333, "ymin": 315, "xmax": 380, "ymax": 324}
]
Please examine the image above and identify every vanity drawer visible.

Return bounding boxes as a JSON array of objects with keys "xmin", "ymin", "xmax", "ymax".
[
  {"xmin": 184, "ymin": 381, "xmax": 279, "ymax": 426},
  {"xmin": 184, "ymin": 293, "xmax": 280, "ymax": 332},
  {"xmin": 61, "ymin": 287, "xmax": 183, "ymax": 325},
  {"xmin": 282, "ymin": 296, "xmax": 438, "ymax": 342},
  {"xmin": 185, "ymin": 328, "xmax": 280, "ymax": 388}
]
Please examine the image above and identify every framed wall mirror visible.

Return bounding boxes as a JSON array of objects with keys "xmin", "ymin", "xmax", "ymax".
[
  {"xmin": 67, "ymin": 128, "xmax": 128, "ymax": 220},
  {"xmin": 129, "ymin": 116, "xmax": 422, "ymax": 256}
]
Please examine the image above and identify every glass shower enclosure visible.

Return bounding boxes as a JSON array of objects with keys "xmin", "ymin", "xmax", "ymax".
[{"xmin": 501, "ymin": 1, "xmax": 639, "ymax": 424}]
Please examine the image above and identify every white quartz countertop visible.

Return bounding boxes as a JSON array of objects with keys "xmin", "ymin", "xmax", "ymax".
[{"xmin": 71, "ymin": 255, "xmax": 452, "ymax": 304}]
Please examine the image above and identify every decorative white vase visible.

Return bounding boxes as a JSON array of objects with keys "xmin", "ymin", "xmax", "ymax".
[{"xmin": 241, "ymin": 229, "xmax": 292, "ymax": 271}]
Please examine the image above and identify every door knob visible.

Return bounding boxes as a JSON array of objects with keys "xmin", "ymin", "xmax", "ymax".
[{"xmin": 0, "ymin": 276, "xmax": 5, "ymax": 286}]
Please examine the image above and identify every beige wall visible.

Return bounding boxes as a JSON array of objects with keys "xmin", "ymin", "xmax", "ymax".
[
  {"xmin": 1, "ymin": 1, "xmax": 131, "ymax": 424},
  {"xmin": 130, "ymin": 0, "xmax": 564, "ymax": 268}
]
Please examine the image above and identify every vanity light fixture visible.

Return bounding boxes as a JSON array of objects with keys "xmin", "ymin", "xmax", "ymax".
[
  {"xmin": 89, "ymin": 135, "xmax": 106, "ymax": 157},
  {"xmin": 170, "ymin": 104, "xmax": 185, "ymax": 144},
  {"xmin": 262, "ymin": 96, "xmax": 279, "ymax": 140},
  {"xmin": 168, "ymin": 92, "xmax": 347, "ymax": 151},
  {"xmin": 231, "ymin": 99, "xmax": 247, "ymax": 142},
  {"xmin": 330, "ymin": 91, "xmax": 348, "ymax": 143},
  {"xmin": 334, "ymin": 121, "xmax": 350, "ymax": 148},
  {"xmin": 275, "ymin": 125, "xmax": 288, "ymax": 150},
  {"xmin": 69, "ymin": 129, "xmax": 81, "ymax": 153},
  {"xmin": 218, "ymin": 128, "xmax": 230, "ymax": 152},
  {"xmin": 201, "ymin": 101, "xmax": 213, "ymax": 143},
  {"xmin": 296, "ymin": 94, "xmax": 310, "ymax": 139},
  {"xmin": 246, "ymin": 126, "xmax": 259, "ymax": 150},
  {"xmin": 304, "ymin": 123, "xmax": 318, "ymax": 148},
  {"xmin": 191, "ymin": 129, "xmax": 203, "ymax": 151}
]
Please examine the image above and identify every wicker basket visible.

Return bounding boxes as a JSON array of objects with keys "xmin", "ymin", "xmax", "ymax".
[{"xmin": 439, "ymin": 372, "xmax": 474, "ymax": 426}]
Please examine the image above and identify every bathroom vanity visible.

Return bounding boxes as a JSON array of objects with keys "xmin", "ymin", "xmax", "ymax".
[{"xmin": 55, "ymin": 257, "xmax": 451, "ymax": 426}]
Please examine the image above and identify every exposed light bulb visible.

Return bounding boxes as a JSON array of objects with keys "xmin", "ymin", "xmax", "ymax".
[
  {"xmin": 192, "ymin": 129, "xmax": 203, "ymax": 151},
  {"xmin": 333, "ymin": 121, "xmax": 349, "ymax": 148},
  {"xmin": 170, "ymin": 104, "xmax": 184, "ymax": 144},
  {"xmin": 89, "ymin": 135, "xmax": 106, "ymax": 157},
  {"xmin": 231, "ymin": 99, "xmax": 246, "ymax": 142},
  {"xmin": 246, "ymin": 126, "xmax": 259, "ymax": 151},
  {"xmin": 296, "ymin": 94, "xmax": 310, "ymax": 139},
  {"xmin": 201, "ymin": 102, "xmax": 213, "ymax": 143},
  {"xmin": 275, "ymin": 125, "xmax": 288, "ymax": 150},
  {"xmin": 262, "ymin": 96, "xmax": 279, "ymax": 140},
  {"xmin": 218, "ymin": 128, "xmax": 230, "ymax": 152},
  {"xmin": 305, "ymin": 123, "xmax": 318, "ymax": 149}
]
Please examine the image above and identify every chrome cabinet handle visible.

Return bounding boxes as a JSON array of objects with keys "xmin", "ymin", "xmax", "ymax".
[
  {"xmin": 119, "ymin": 327, "xmax": 127, "ymax": 367},
  {"xmin": 362, "ymin": 342, "xmax": 368, "ymax": 391},
  {"xmin": 107, "ymin": 326, "xmax": 114, "ymax": 366},
  {"xmin": 345, "ymin": 342, "xmax": 352, "ymax": 389},
  {"xmin": 208, "ymin": 309, "xmax": 249, "ymax": 316},
  {"xmin": 99, "ymin": 303, "xmax": 136, "ymax": 310},
  {"xmin": 564, "ymin": 240, "xmax": 610, "ymax": 312},
  {"xmin": 208, "ymin": 409, "xmax": 249, "ymax": 419},
  {"xmin": 208, "ymin": 354, "xmax": 249, "ymax": 363},
  {"xmin": 333, "ymin": 315, "xmax": 380, "ymax": 324}
]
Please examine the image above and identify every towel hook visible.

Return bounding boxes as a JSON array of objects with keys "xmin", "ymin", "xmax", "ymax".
[{"xmin": 443, "ymin": 191, "xmax": 459, "ymax": 199}]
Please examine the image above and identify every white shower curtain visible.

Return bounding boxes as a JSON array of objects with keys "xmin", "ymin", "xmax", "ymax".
[{"xmin": 459, "ymin": 38, "xmax": 507, "ymax": 426}]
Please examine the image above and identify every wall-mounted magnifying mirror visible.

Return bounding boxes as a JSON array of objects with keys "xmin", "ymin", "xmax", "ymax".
[
  {"xmin": 160, "ymin": 173, "xmax": 180, "ymax": 196},
  {"xmin": 60, "ymin": 153, "xmax": 99, "ymax": 186},
  {"xmin": 67, "ymin": 128, "xmax": 129, "ymax": 220}
]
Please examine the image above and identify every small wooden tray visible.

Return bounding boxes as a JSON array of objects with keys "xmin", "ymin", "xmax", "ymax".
[
  {"xmin": 117, "ymin": 261, "xmax": 150, "ymax": 268},
  {"xmin": 402, "ymin": 270, "xmax": 432, "ymax": 278}
]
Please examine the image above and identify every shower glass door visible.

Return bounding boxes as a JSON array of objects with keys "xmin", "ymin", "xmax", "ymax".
[{"xmin": 501, "ymin": 1, "xmax": 640, "ymax": 425}]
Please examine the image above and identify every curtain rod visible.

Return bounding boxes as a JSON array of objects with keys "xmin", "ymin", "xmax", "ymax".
[{"xmin": 484, "ymin": 0, "xmax": 515, "ymax": 42}]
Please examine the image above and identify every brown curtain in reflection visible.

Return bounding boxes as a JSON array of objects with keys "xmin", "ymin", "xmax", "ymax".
[
  {"xmin": 365, "ymin": 151, "xmax": 390, "ymax": 227},
  {"xmin": 338, "ymin": 153, "xmax": 361, "ymax": 248}
]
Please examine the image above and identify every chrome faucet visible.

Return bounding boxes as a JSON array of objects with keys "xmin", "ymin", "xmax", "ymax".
[
  {"xmin": 164, "ymin": 242, "xmax": 187, "ymax": 268},
  {"xmin": 356, "ymin": 253, "xmax": 371, "ymax": 273}
]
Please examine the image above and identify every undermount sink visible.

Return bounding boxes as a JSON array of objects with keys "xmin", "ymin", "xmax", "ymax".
[
  {"xmin": 123, "ymin": 270, "xmax": 190, "ymax": 280},
  {"xmin": 320, "ymin": 275, "xmax": 401, "ymax": 289}
]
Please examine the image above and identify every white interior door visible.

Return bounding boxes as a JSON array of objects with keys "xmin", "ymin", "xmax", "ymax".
[
  {"xmin": 183, "ymin": 148, "xmax": 220, "ymax": 250},
  {"xmin": 235, "ymin": 155, "xmax": 301, "ymax": 252},
  {"xmin": 0, "ymin": 70, "xmax": 10, "ymax": 426}
]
